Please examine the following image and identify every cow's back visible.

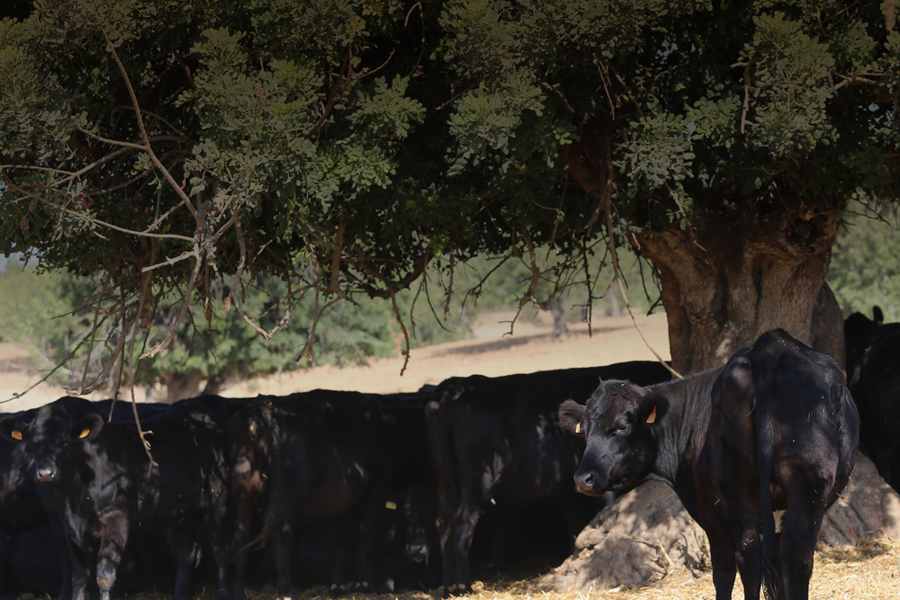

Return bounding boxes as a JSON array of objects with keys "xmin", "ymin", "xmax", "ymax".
[
  {"xmin": 740, "ymin": 330, "xmax": 858, "ymax": 506},
  {"xmin": 428, "ymin": 362, "xmax": 671, "ymax": 502}
]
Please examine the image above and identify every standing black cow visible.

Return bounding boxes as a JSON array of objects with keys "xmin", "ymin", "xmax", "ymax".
[
  {"xmin": 560, "ymin": 330, "xmax": 858, "ymax": 600},
  {"xmin": 843, "ymin": 306, "xmax": 900, "ymax": 488},
  {"xmin": 3, "ymin": 395, "xmax": 233, "ymax": 600},
  {"xmin": 426, "ymin": 361, "xmax": 672, "ymax": 593},
  {"xmin": 227, "ymin": 390, "xmax": 437, "ymax": 599},
  {"xmin": 0, "ymin": 408, "xmax": 65, "ymax": 599},
  {"xmin": 848, "ymin": 327, "xmax": 900, "ymax": 488},
  {"xmin": 844, "ymin": 305, "xmax": 888, "ymax": 385}
]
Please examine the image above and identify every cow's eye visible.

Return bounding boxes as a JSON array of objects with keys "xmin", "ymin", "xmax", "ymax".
[{"xmin": 10, "ymin": 430, "xmax": 23, "ymax": 442}]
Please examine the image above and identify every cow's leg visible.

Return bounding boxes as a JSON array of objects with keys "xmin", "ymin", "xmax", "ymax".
[
  {"xmin": 708, "ymin": 533, "xmax": 737, "ymax": 600},
  {"xmin": 274, "ymin": 521, "xmax": 295, "ymax": 599},
  {"xmin": 779, "ymin": 496, "xmax": 825, "ymax": 600},
  {"xmin": 67, "ymin": 543, "xmax": 92, "ymax": 600},
  {"xmin": 211, "ymin": 533, "xmax": 231, "ymax": 600},
  {"xmin": 871, "ymin": 444, "xmax": 894, "ymax": 487},
  {"xmin": 734, "ymin": 523, "xmax": 762, "ymax": 600},
  {"xmin": 0, "ymin": 530, "xmax": 12, "ymax": 599},
  {"xmin": 449, "ymin": 503, "xmax": 482, "ymax": 593},
  {"xmin": 96, "ymin": 510, "xmax": 129, "ymax": 600},
  {"xmin": 436, "ymin": 507, "xmax": 456, "ymax": 593},
  {"xmin": 168, "ymin": 527, "xmax": 199, "ymax": 600},
  {"xmin": 229, "ymin": 495, "xmax": 255, "ymax": 600},
  {"xmin": 354, "ymin": 495, "xmax": 386, "ymax": 592}
]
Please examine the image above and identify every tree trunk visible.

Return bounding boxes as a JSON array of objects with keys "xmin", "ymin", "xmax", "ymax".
[
  {"xmin": 547, "ymin": 296, "xmax": 569, "ymax": 338},
  {"xmin": 635, "ymin": 211, "xmax": 842, "ymax": 374},
  {"xmin": 163, "ymin": 371, "xmax": 204, "ymax": 403}
]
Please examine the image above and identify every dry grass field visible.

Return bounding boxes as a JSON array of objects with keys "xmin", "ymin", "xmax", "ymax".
[{"xmin": 4, "ymin": 311, "xmax": 899, "ymax": 598}]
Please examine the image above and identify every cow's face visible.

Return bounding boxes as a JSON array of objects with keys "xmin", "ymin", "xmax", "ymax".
[
  {"xmin": 559, "ymin": 380, "xmax": 660, "ymax": 496},
  {"xmin": 2, "ymin": 397, "xmax": 104, "ymax": 485}
]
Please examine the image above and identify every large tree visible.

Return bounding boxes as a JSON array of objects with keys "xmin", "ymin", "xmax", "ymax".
[{"xmin": 1, "ymin": 0, "xmax": 898, "ymax": 380}]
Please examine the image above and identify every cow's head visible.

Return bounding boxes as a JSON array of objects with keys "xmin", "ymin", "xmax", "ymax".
[
  {"xmin": 2, "ymin": 397, "xmax": 105, "ymax": 485},
  {"xmin": 559, "ymin": 379, "xmax": 662, "ymax": 496},
  {"xmin": 844, "ymin": 305, "xmax": 884, "ymax": 384}
]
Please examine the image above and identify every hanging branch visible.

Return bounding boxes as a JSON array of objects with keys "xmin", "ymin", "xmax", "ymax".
[
  {"xmin": 601, "ymin": 187, "xmax": 682, "ymax": 379},
  {"xmin": 501, "ymin": 240, "xmax": 542, "ymax": 337},
  {"xmin": 580, "ymin": 238, "xmax": 595, "ymax": 337},
  {"xmin": 391, "ymin": 290, "xmax": 412, "ymax": 376},
  {"xmin": 104, "ymin": 33, "xmax": 199, "ymax": 221},
  {"xmin": 422, "ymin": 271, "xmax": 452, "ymax": 334},
  {"xmin": 2, "ymin": 309, "xmax": 111, "ymax": 404},
  {"xmin": 460, "ymin": 253, "xmax": 512, "ymax": 313}
]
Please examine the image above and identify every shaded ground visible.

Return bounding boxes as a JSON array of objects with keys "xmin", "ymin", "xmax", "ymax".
[{"xmin": 116, "ymin": 539, "xmax": 898, "ymax": 599}]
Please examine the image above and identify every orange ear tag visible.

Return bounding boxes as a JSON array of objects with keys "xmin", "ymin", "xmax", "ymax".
[
  {"xmin": 646, "ymin": 407, "xmax": 657, "ymax": 424},
  {"xmin": 10, "ymin": 430, "xmax": 22, "ymax": 441},
  {"xmin": 78, "ymin": 428, "xmax": 91, "ymax": 439},
  {"xmin": 575, "ymin": 422, "xmax": 582, "ymax": 434}
]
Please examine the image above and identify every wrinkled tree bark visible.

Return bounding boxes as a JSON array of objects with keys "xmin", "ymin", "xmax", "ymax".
[{"xmin": 634, "ymin": 209, "xmax": 843, "ymax": 374}]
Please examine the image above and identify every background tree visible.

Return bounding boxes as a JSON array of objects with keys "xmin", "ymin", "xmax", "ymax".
[{"xmin": 1, "ymin": 0, "xmax": 898, "ymax": 386}]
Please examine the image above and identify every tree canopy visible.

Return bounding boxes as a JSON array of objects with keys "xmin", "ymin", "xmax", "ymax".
[{"xmin": 1, "ymin": 0, "xmax": 898, "ymax": 381}]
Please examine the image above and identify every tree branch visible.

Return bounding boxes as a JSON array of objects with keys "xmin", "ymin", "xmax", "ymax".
[{"xmin": 104, "ymin": 34, "xmax": 199, "ymax": 222}]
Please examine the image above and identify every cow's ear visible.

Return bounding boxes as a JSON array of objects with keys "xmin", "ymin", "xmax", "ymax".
[
  {"xmin": 639, "ymin": 391, "xmax": 666, "ymax": 426},
  {"xmin": 75, "ymin": 413, "xmax": 105, "ymax": 441},
  {"xmin": 559, "ymin": 399, "xmax": 586, "ymax": 436},
  {"xmin": 873, "ymin": 306, "xmax": 884, "ymax": 324},
  {"xmin": 0, "ymin": 417, "xmax": 24, "ymax": 443}
]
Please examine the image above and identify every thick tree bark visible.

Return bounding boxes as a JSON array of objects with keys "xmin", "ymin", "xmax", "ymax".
[{"xmin": 635, "ymin": 210, "xmax": 842, "ymax": 374}]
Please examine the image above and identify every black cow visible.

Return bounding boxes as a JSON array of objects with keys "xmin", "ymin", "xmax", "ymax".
[
  {"xmin": 0, "ymin": 408, "xmax": 64, "ymax": 599},
  {"xmin": 844, "ymin": 305, "xmax": 886, "ymax": 385},
  {"xmin": 849, "ymin": 326, "xmax": 900, "ymax": 488},
  {"xmin": 227, "ymin": 390, "xmax": 437, "ymax": 599},
  {"xmin": 560, "ymin": 331, "xmax": 858, "ymax": 600},
  {"xmin": 3, "ymin": 395, "xmax": 233, "ymax": 600},
  {"xmin": 426, "ymin": 361, "xmax": 672, "ymax": 593}
]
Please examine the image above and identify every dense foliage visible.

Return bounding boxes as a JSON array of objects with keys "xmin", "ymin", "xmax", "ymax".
[{"xmin": 1, "ymin": 1, "xmax": 898, "ymax": 380}]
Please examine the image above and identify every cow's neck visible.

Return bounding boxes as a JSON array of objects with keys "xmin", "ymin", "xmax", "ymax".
[{"xmin": 649, "ymin": 368, "xmax": 721, "ymax": 486}]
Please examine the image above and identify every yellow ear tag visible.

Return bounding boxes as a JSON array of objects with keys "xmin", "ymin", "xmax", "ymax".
[
  {"xmin": 575, "ymin": 422, "xmax": 582, "ymax": 434},
  {"xmin": 78, "ymin": 428, "xmax": 91, "ymax": 440},
  {"xmin": 385, "ymin": 501, "xmax": 398, "ymax": 510},
  {"xmin": 646, "ymin": 407, "xmax": 657, "ymax": 424},
  {"xmin": 10, "ymin": 430, "xmax": 22, "ymax": 441}
]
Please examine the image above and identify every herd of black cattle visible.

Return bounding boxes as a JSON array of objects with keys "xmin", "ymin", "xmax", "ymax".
[{"xmin": 0, "ymin": 307, "xmax": 897, "ymax": 600}]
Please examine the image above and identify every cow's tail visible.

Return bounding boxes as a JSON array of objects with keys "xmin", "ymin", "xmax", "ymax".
[{"xmin": 755, "ymin": 410, "xmax": 781, "ymax": 600}]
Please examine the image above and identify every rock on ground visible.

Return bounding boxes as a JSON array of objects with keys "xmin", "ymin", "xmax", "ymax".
[
  {"xmin": 541, "ymin": 479, "xmax": 710, "ymax": 591},
  {"xmin": 543, "ymin": 452, "xmax": 900, "ymax": 592},
  {"xmin": 819, "ymin": 452, "xmax": 900, "ymax": 546}
]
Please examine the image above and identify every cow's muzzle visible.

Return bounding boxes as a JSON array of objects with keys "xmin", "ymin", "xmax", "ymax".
[
  {"xmin": 574, "ymin": 470, "xmax": 605, "ymax": 496},
  {"xmin": 34, "ymin": 465, "xmax": 57, "ymax": 483}
]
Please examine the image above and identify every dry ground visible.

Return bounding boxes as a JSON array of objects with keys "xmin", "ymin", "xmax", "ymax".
[
  {"xmin": 4, "ymin": 312, "xmax": 899, "ymax": 598},
  {"xmin": 0, "ymin": 311, "xmax": 671, "ymax": 409}
]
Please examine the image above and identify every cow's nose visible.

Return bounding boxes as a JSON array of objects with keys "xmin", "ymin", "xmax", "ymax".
[
  {"xmin": 575, "ymin": 471, "xmax": 598, "ymax": 495},
  {"xmin": 35, "ymin": 466, "xmax": 56, "ymax": 483}
]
